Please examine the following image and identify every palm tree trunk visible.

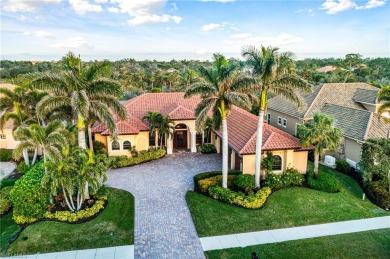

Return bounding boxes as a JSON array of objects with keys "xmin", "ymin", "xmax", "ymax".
[
  {"xmin": 77, "ymin": 114, "xmax": 86, "ymax": 149},
  {"xmin": 31, "ymin": 148, "xmax": 37, "ymax": 165},
  {"xmin": 314, "ymin": 151, "xmax": 320, "ymax": 179},
  {"xmin": 254, "ymin": 92, "xmax": 267, "ymax": 188},
  {"xmin": 62, "ymin": 184, "xmax": 75, "ymax": 212},
  {"xmin": 155, "ymin": 130, "xmax": 158, "ymax": 148},
  {"xmin": 88, "ymin": 122, "xmax": 94, "ymax": 152},
  {"xmin": 22, "ymin": 149, "xmax": 30, "ymax": 166},
  {"xmin": 222, "ymin": 117, "xmax": 228, "ymax": 189}
]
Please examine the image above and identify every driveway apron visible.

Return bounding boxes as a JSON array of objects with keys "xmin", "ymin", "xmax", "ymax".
[{"xmin": 106, "ymin": 153, "xmax": 222, "ymax": 259}]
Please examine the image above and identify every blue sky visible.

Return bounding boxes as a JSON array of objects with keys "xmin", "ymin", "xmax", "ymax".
[{"xmin": 1, "ymin": 0, "xmax": 389, "ymax": 61}]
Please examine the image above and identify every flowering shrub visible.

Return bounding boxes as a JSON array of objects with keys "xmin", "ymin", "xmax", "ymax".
[
  {"xmin": 264, "ymin": 168, "xmax": 304, "ymax": 190},
  {"xmin": 193, "ymin": 170, "xmax": 242, "ymax": 191},
  {"xmin": 208, "ymin": 186, "xmax": 272, "ymax": 209},
  {"xmin": 198, "ymin": 175, "xmax": 236, "ymax": 193}
]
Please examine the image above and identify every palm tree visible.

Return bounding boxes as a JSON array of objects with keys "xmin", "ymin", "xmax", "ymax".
[
  {"xmin": 13, "ymin": 121, "xmax": 74, "ymax": 172},
  {"xmin": 158, "ymin": 115, "xmax": 174, "ymax": 147},
  {"xmin": 180, "ymin": 68, "xmax": 198, "ymax": 90},
  {"xmin": 142, "ymin": 111, "xmax": 163, "ymax": 148},
  {"xmin": 242, "ymin": 45, "xmax": 311, "ymax": 188},
  {"xmin": 185, "ymin": 53, "xmax": 254, "ymax": 188},
  {"xmin": 378, "ymin": 86, "xmax": 390, "ymax": 123},
  {"xmin": 30, "ymin": 52, "xmax": 126, "ymax": 150},
  {"xmin": 297, "ymin": 112, "xmax": 342, "ymax": 178}
]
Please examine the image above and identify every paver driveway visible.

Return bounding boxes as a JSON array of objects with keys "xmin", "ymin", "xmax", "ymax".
[{"xmin": 106, "ymin": 152, "xmax": 222, "ymax": 259}]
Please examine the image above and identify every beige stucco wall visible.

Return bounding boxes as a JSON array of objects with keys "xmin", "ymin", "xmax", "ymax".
[
  {"xmin": 267, "ymin": 109, "xmax": 303, "ymax": 136},
  {"xmin": 292, "ymin": 151, "xmax": 309, "ymax": 173},
  {"xmin": 99, "ymin": 132, "xmax": 149, "ymax": 157},
  {"xmin": 361, "ymin": 103, "xmax": 378, "ymax": 113},
  {"xmin": 0, "ymin": 130, "xmax": 19, "ymax": 149},
  {"xmin": 343, "ymin": 137, "xmax": 362, "ymax": 163},
  {"xmin": 94, "ymin": 133, "xmax": 108, "ymax": 152}
]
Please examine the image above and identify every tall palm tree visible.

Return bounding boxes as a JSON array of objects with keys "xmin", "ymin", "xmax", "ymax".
[
  {"xmin": 158, "ymin": 115, "xmax": 174, "ymax": 147},
  {"xmin": 180, "ymin": 68, "xmax": 198, "ymax": 90},
  {"xmin": 142, "ymin": 111, "xmax": 163, "ymax": 148},
  {"xmin": 30, "ymin": 52, "xmax": 126, "ymax": 150},
  {"xmin": 185, "ymin": 53, "xmax": 254, "ymax": 188},
  {"xmin": 297, "ymin": 112, "xmax": 342, "ymax": 178},
  {"xmin": 378, "ymin": 86, "xmax": 390, "ymax": 123},
  {"xmin": 13, "ymin": 121, "xmax": 74, "ymax": 171},
  {"xmin": 242, "ymin": 45, "xmax": 311, "ymax": 188}
]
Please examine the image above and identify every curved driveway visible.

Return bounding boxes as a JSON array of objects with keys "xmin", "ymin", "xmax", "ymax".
[{"xmin": 106, "ymin": 153, "xmax": 221, "ymax": 259}]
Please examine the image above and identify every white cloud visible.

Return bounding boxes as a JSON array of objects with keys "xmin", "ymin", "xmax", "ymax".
[
  {"xmin": 94, "ymin": 0, "xmax": 108, "ymax": 3},
  {"xmin": 128, "ymin": 14, "xmax": 182, "ymax": 25},
  {"xmin": 24, "ymin": 30, "xmax": 55, "ymax": 39},
  {"xmin": 69, "ymin": 0, "xmax": 103, "ymax": 15},
  {"xmin": 19, "ymin": 15, "xmax": 27, "ymax": 22},
  {"xmin": 200, "ymin": 0, "xmax": 236, "ymax": 2},
  {"xmin": 107, "ymin": 7, "xmax": 120, "ymax": 13},
  {"xmin": 224, "ymin": 33, "xmax": 304, "ymax": 46},
  {"xmin": 51, "ymin": 37, "xmax": 93, "ymax": 49},
  {"xmin": 295, "ymin": 8, "xmax": 315, "ymax": 16},
  {"xmin": 2, "ymin": 0, "xmax": 61, "ymax": 13},
  {"xmin": 231, "ymin": 33, "xmax": 251, "ymax": 39},
  {"xmin": 356, "ymin": 0, "xmax": 387, "ymax": 9},
  {"xmin": 320, "ymin": 0, "xmax": 356, "ymax": 14},
  {"xmin": 202, "ymin": 23, "xmax": 222, "ymax": 31}
]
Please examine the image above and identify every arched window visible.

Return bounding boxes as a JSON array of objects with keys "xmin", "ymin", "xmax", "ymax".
[
  {"xmin": 123, "ymin": 140, "xmax": 131, "ymax": 150},
  {"xmin": 111, "ymin": 141, "xmax": 120, "ymax": 150},
  {"xmin": 272, "ymin": 155, "xmax": 282, "ymax": 171}
]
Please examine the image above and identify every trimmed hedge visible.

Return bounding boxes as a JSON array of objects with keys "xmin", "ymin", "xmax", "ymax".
[
  {"xmin": 108, "ymin": 148, "xmax": 166, "ymax": 169},
  {"xmin": 10, "ymin": 162, "xmax": 50, "ymax": 224},
  {"xmin": 307, "ymin": 170, "xmax": 340, "ymax": 193},
  {"xmin": 0, "ymin": 186, "xmax": 13, "ymax": 215},
  {"xmin": 366, "ymin": 180, "xmax": 390, "ymax": 210},
  {"xmin": 336, "ymin": 160, "xmax": 350, "ymax": 174},
  {"xmin": 193, "ymin": 170, "xmax": 242, "ymax": 191},
  {"xmin": 198, "ymin": 175, "xmax": 237, "ymax": 193},
  {"xmin": 0, "ymin": 178, "xmax": 18, "ymax": 188},
  {"xmin": 208, "ymin": 186, "xmax": 272, "ymax": 209},
  {"xmin": 233, "ymin": 174, "xmax": 255, "ymax": 192},
  {"xmin": 197, "ymin": 144, "xmax": 217, "ymax": 154},
  {"xmin": 264, "ymin": 168, "xmax": 305, "ymax": 190},
  {"xmin": 0, "ymin": 148, "xmax": 13, "ymax": 162}
]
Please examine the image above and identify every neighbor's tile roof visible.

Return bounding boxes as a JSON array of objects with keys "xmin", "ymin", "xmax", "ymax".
[
  {"xmin": 366, "ymin": 113, "xmax": 390, "ymax": 139},
  {"xmin": 353, "ymin": 88, "xmax": 378, "ymax": 104},
  {"xmin": 215, "ymin": 106, "xmax": 308, "ymax": 155}
]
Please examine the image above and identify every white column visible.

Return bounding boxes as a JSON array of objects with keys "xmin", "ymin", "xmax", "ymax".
[
  {"xmin": 190, "ymin": 131, "xmax": 197, "ymax": 152},
  {"xmin": 167, "ymin": 134, "xmax": 173, "ymax": 154},
  {"xmin": 231, "ymin": 151, "xmax": 235, "ymax": 170}
]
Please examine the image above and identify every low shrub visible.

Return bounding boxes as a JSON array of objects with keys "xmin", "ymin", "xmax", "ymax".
[
  {"xmin": 108, "ymin": 148, "xmax": 166, "ymax": 169},
  {"xmin": 0, "ymin": 186, "xmax": 13, "ymax": 215},
  {"xmin": 10, "ymin": 162, "xmax": 50, "ymax": 224},
  {"xmin": 365, "ymin": 180, "xmax": 390, "ymax": 210},
  {"xmin": 208, "ymin": 186, "xmax": 272, "ymax": 209},
  {"xmin": 0, "ymin": 148, "xmax": 13, "ymax": 162},
  {"xmin": 197, "ymin": 144, "xmax": 217, "ymax": 154},
  {"xmin": 307, "ymin": 170, "xmax": 340, "ymax": 193},
  {"xmin": 0, "ymin": 178, "xmax": 18, "ymax": 188},
  {"xmin": 198, "ymin": 175, "xmax": 236, "ymax": 193},
  {"xmin": 93, "ymin": 140, "xmax": 107, "ymax": 155},
  {"xmin": 233, "ymin": 174, "xmax": 255, "ymax": 192},
  {"xmin": 17, "ymin": 162, "xmax": 30, "ymax": 174},
  {"xmin": 193, "ymin": 170, "xmax": 242, "ymax": 191},
  {"xmin": 264, "ymin": 168, "xmax": 304, "ymax": 190},
  {"xmin": 44, "ymin": 198, "xmax": 106, "ymax": 223},
  {"xmin": 336, "ymin": 160, "xmax": 350, "ymax": 174}
]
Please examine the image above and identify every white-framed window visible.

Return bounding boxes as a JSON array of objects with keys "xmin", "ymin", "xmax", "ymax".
[
  {"xmin": 282, "ymin": 118, "xmax": 287, "ymax": 128},
  {"xmin": 277, "ymin": 116, "xmax": 282, "ymax": 126},
  {"xmin": 123, "ymin": 140, "xmax": 131, "ymax": 150},
  {"xmin": 273, "ymin": 155, "xmax": 282, "ymax": 171},
  {"xmin": 267, "ymin": 113, "xmax": 271, "ymax": 124},
  {"xmin": 111, "ymin": 141, "xmax": 120, "ymax": 150},
  {"xmin": 0, "ymin": 133, "xmax": 6, "ymax": 140}
]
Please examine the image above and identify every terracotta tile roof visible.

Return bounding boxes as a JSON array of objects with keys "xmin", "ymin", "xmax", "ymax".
[
  {"xmin": 101, "ymin": 121, "xmax": 140, "ymax": 135},
  {"xmin": 216, "ymin": 106, "xmax": 307, "ymax": 155},
  {"xmin": 162, "ymin": 103, "xmax": 195, "ymax": 120},
  {"xmin": 366, "ymin": 113, "xmax": 390, "ymax": 139}
]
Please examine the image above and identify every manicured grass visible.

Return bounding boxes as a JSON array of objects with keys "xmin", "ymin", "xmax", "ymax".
[
  {"xmin": 205, "ymin": 229, "xmax": 390, "ymax": 259},
  {"xmin": 5, "ymin": 187, "xmax": 134, "ymax": 256},
  {"xmin": 187, "ymin": 163, "xmax": 387, "ymax": 237},
  {"xmin": 0, "ymin": 211, "xmax": 19, "ymax": 255}
]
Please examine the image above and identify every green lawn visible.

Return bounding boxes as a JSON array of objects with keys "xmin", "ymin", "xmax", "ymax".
[
  {"xmin": 0, "ymin": 211, "xmax": 19, "ymax": 254},
  {"xmin": 4, "ymin": 187, "xmax": 134, "ymax": 256},
  {"xmin": 187, "ymin": 163, "xmax": 387, "ymax": 237},
  {"xmin": 205, "ymin": 229, "xmax": 390, "ymax": 259}
]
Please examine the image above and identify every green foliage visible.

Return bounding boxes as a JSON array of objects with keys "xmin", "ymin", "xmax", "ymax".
[
  {"xmin": 208, "ymin": 186, "xmax": 272, "ymax": 209},
  {"xmin": 10, "ymin": 162, "xmax": 50, "ymax": 224},
  {"xmin": 360, "ymin": 138, "xmax": 390, "ymax": 182},
  {"xmin": 0, "ymin": 186, "xmax": 13, "ymax": 215},
  {"xmin": 264, "ymin": 168, "xmax": 305, "ymax": 190},
  {"xmin": 150, "ymin": 87, "xmax": 162, "ymax": 93},
  {"xmin": 307, "ymin": 170, "xmax": 340, "ymax": 193},
  {"xmin": 336, "ymin": 160, "xmax": 351, "ymax": 174},
  {"xmin": 0, "ymin": 178, "xmax": 17, "ymax": 189},
  {"xmin": 93, "ymin": 140, "xmax": 106, "ymax": 154},
  {"xmin": 197, "ymin": 144, "xmax": 217, "ymax": 154},
  {"xmin": 193, "ymin": 170, "xmax": 242, "ymax": 191},
  {"xmin": 17, "ymin": 162, "xmax": 30, "ymax": 174},
  {"xmin": 365, "ymin": 180, "xmax": 390, "ymax": 210},
  {"xmin": 198, "ymin": 175, "xmax": 236, "ymax": 193},
  {"xmin": 261, "ymin": 151, "xmax": 275, "ymax": 174},
  {"xmin": 108, "ymin": 148, "xmax": 166, "ymax": 169},
  {"xmin": 0, "ymin": 149, "xmax": 13, "ymax": 162},
  {"xmin": 233, "ymin": 174, "xmax": 255, "ymax": 192}
]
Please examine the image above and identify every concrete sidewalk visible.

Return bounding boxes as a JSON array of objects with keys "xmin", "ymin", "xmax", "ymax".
[
  {"xmin": 0, "ymin": 245, "xmax": 134, "ymax": 259},
  {"xmin": 200, "ymin": 216, "xmax": 390, "ymax": 251}
]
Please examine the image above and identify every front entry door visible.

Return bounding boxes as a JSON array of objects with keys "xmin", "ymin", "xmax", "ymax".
[{"xmin": 174, "ymin": 131, "xmax": 187, "ymax": 149}]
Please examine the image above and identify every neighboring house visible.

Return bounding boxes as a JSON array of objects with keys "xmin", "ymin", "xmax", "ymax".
[
  {"xmin": 93, "ymin": 92, "xmax": 310, "ymax": 175},
  {"xmin": 316, "ymin": 66, "xmax": 339, "ymax": 73},
  {"xmin": 267, "ymin": 83, "xmax": 390, "ymax": 167}
]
